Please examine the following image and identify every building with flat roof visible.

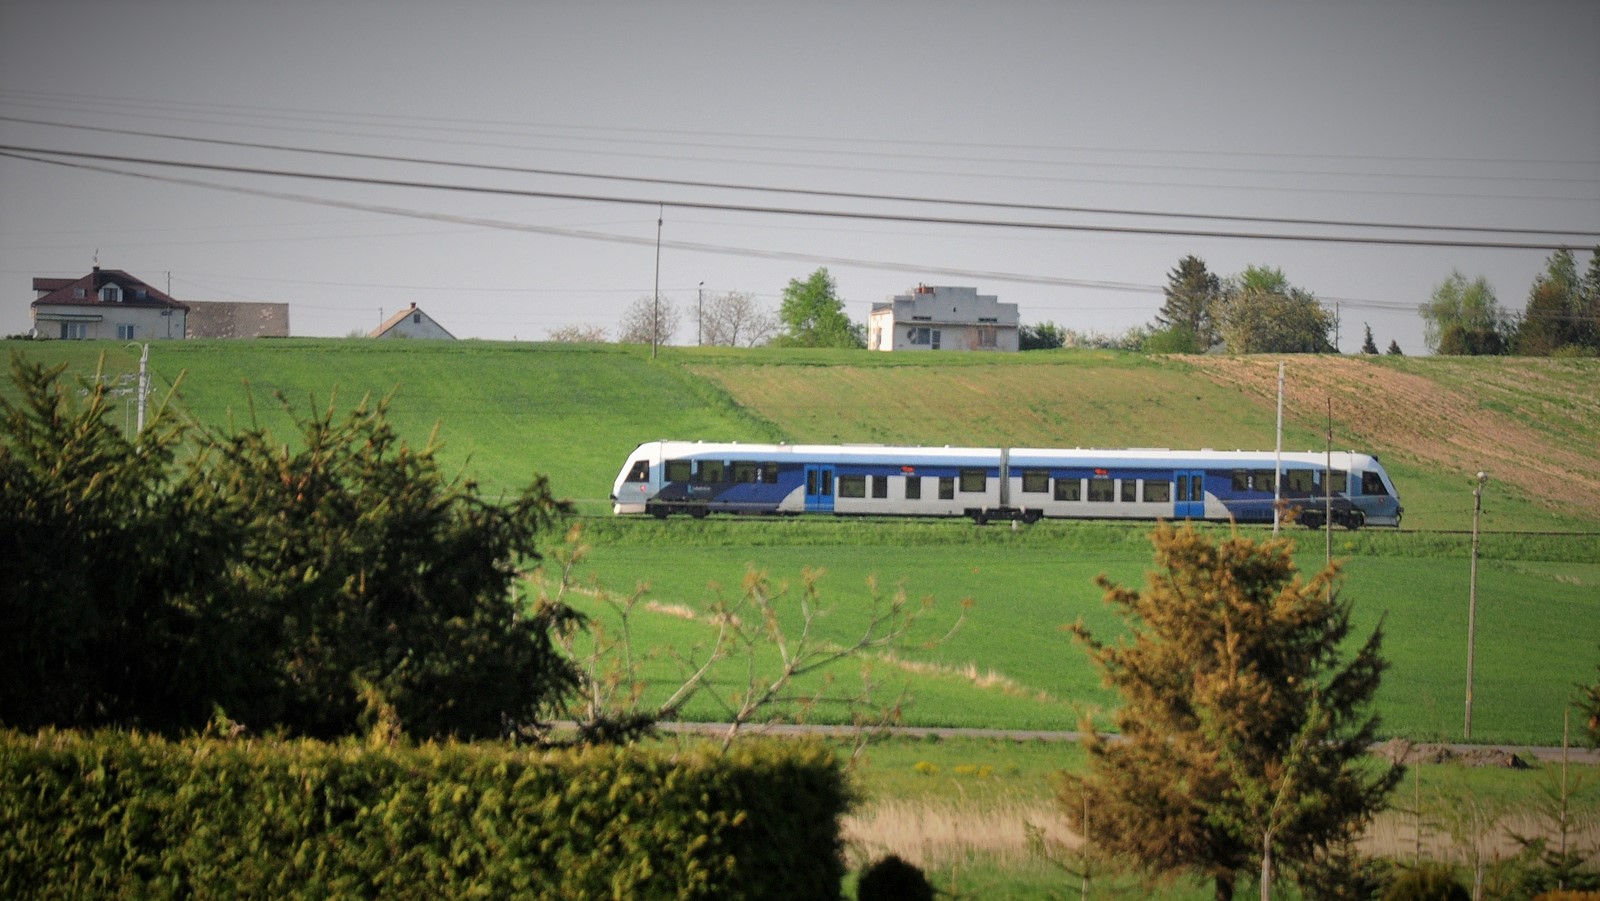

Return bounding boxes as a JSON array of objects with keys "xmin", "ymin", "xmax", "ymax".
[{"xmin": 868, "ymin": 284, "xmax": 1019, "ymax": 352}]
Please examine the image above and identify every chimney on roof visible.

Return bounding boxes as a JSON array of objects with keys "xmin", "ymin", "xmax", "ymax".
[{"xmin": 410, "ymin": 302, "xmax": 417, "ymax": 310}]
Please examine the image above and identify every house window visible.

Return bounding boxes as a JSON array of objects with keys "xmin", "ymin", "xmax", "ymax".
[
  {"xmin": 1054, "ymin": 478, "xmax": 1082, "ymax": 501},
  {"xmin": 100, "ymin": 284, "xmax": 122, "ymax": 303},
  {"xmin": 74, "ymin": 287, "xmax": 86, "ymax": 298},
  {"xmin": 908, "ymin": 327, "xmax": 931, "ymax": 345},
  {"xmin": 61, "ymin": 322, "xmax": 88, "ymax": 340},
  {"xmin": 904, "ymin": 476, "xmax": 922, "ymax": 500},
  {"xmin": 978, "ymin": 326, "xmax": 997, "ymax": 348},
  {"xmin": 412, "ymin": 312, "xmax": 421, "ymax": 324},
  {"xmin": 116, "ymin": 324, "xmax": 135, "ymax": 340}
]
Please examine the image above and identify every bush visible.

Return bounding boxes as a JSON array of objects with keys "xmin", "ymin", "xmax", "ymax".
[
  {"xmin": 0, "ymin": 729, "xmax": 851, "ymax": 900},
  {"xmin": 1381, "ymin": 863, "xmax": 1470, "ymax": 901},
  {"xmin": 857, "ymin": 854, "xmax": 935, "ymax": 901}
]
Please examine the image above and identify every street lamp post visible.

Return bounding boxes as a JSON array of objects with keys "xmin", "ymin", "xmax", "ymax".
[{"xmin": 1465, "ymin": 471, "xmax": 1487, "ymax": 740}]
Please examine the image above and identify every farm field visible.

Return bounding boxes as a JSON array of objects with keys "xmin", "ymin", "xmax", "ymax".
[
  {"xmin": 4, "ymin": 339, "xmax": 1598, "ymax": 748},
  {"xmin": 7, "ymin": 338, "xmax": 1599, "ymax": 895}
]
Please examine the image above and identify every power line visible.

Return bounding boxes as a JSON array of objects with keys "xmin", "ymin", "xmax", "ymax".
[
  {"xmin": 3, "ymin": 114, "xmax": 1594, "ymax": 237},
  {"xmin": 4, "ymin": 144, "xmax": 1595, "ymax": 251}
]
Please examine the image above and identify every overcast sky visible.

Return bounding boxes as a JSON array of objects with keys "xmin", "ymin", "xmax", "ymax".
[{"xmin": 2, "ymin": 0, "xmax": 1596, "ymax": 352}]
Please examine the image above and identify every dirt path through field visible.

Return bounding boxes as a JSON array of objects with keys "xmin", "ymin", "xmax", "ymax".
[{"xmin": 1181, "ymin": 356, "xmax": 1600, "ymax": 517}]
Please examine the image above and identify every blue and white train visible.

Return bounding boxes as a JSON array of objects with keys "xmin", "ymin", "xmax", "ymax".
[{"xmin": 611, "ymin": 440, "xmax": 1403, "ymax": 530}]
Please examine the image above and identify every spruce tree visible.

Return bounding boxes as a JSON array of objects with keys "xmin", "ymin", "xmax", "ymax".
[
  {"xmin": 1361, "ymin": 324, "xmax": 1378, "ymax": 354},
  {"xmin": 1157, "ymin": 255, "xmax": 1222, "ymax": 350},
  {"xmin": 1058, "ymin": 524, "xmax": 1401, "ymax": 901}
]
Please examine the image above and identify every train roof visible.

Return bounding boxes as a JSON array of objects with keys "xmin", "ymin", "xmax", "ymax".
[{"xmin": 635, "ymin": 441, "xmax": 1382, "ymax": 470}]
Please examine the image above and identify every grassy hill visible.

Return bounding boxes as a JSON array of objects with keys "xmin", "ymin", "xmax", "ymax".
[
  {"xmin": 5, "ymin": 339, "xmax": 1598, "ymax": 745},
  {"xmin": 4, "ymin": 339, "xmax": 1596, "ymax": 529}
]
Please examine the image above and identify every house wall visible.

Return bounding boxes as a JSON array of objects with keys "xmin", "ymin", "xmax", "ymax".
[
  {"xmin": 377, "ymin": 309, "xmax": 454, "ymax": 339},
  {"xmin": 32, "ymin": 304, "xmax": 188, "ymax": 340},
  {"xmin": 868, "ymin": 285, "xmax": 1019, "ymax": 352},
  {"xmin": 187, "ymin": 302, "xmax": 290, "ymax": 338}
]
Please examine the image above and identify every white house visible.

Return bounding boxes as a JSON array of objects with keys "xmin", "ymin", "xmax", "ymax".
[
  {"xmin": 868, "ymin": 284, "xmax": 1019, "ymax": 352},
  {"xmin": 30, "ymin": 268, "xmax": 190, "ymax": 340},
  {"xmin": 370, "ymin": 303, "xmax": 456, "ymax": 340}
]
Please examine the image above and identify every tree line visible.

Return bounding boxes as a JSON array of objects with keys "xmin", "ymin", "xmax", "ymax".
[{"xmin": 552, "ymin": 248, "xmax": 1600, "ymax": 358}]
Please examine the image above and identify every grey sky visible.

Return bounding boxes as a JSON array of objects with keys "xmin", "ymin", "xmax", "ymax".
[{"xmin": 2, "ymin": 0, "xmax": 1596, "ymax": 352}]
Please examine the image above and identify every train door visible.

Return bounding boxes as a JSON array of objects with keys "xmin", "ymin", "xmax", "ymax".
[
  {"xmin": 805, "ymin": 464, "xmax": 835, "ymax": 513},
  {"xmin": 1174, "ymin": 470, "xmax": 1206, "ymax": 519}
]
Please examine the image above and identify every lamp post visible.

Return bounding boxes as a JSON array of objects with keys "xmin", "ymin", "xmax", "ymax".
[{"xmin": 1464, "ymin": 470, "xmax": 1487, "ymax": 740}]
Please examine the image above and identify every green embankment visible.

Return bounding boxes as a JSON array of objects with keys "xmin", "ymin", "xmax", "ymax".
[{"xmin": 4, "ymin": 339, "xmax": 1597, "ymax": 745}]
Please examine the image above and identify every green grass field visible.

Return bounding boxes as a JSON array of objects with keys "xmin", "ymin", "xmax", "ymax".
[{"xmin": 5, "ymin": 339, "xmax": 1598, "ymax": 747}]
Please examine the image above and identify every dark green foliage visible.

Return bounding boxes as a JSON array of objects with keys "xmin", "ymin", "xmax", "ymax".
[
  {"xmin": 1582, "ymin": 654, "xmax": 1600, "ymax": 749},
  {"xmin": 773, "ymin": 268, "xmax": 863, "ymax": 348},
  {"xmin": 0, "ymin": 355, "xmax": 578, "ymax": 740},
  {"xmin": 1422, "ymin": 271, "xmax": 1510, "ymax": 354},
  {"xmin": 1059, "ymin": 525, "xmax": 1401, "ymax": 901},
  {"xmin": 0, "ymin": 356, "xmax": 235, "ymax": 732},
  {"xmin": 1021, "ymin": 320, "xmax": 1068, "ymax": 350},
  {"xmin": 1362, "ymin": 324, "xmax": 1380, "ymax": 354},
  {"xmin": 1156, "ymin": 255, "xmax": 1222, "ymax": 350},
  {"xmin": 1386, "ymin": 339, "xmax": 1404, "ymax": 355},
  {"xmin": 192, "ymin": 390, "xmax": 579, "ymax": 740},
  {"xmin": 0, "ymin": 729, "xmax": 851, "ymax": 900},
  {"xmin": 1217, "ymin": 265, "xmax": 1334, "ymax": 354},
  {"xmin": 1380, "ymin": 863, "xmax": 1470, "ymax": 901},
  {"xmin": 857, "ymin": 854, "xmax": 936, "ymax": 900}
]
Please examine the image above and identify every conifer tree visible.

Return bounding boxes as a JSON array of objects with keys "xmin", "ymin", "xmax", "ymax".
[
  {"xmin": 1058, "ymin": 525, "xmax": 1401, "ymax": 901},
  {"xmin": 1361, "ymin": 324, "xmax": 1378, "ymax": 354}
]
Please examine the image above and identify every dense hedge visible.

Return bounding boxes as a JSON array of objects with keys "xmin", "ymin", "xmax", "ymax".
[{"xmin": 1, "ymin": 730, "xmax": 851, "ymax": 899}]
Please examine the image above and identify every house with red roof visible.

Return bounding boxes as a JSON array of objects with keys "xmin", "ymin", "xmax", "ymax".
[{"xmin": 31, "ymin": 267, "xmax": 190, "ymax": 340}]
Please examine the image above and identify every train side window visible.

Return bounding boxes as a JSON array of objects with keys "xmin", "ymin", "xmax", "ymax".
[
  {"xmin": 1087, "ymin": 477, "xmax": 1114, "ymax": 502},
  {"xmin": 1361, "ymin": 471, "xmax": 1388, "ymax": 496},
  {"xmin": 695, "ymin": 460, "xmax": 725, "ymax": 483},
  {"xmin": 905, "ymin": 476, "xmax": 923, "ymax": 500},
  {"xmin": 1054, "ymin": 478, "xmax": 1081, "ymax": 501},
  {"xmin": 1326, "ymin": 470, "xmax": 1348, "ymax": 493},
  {"xmin": 871, "ymin": 475, "xmax": 888, "ymax": 499},
  {"xmin": 732, "ymin": 461, "xmax": 758, "ymax": 483},
  {"xmin": 839, "ymin": 475, "xmax": 867, "ymax": 498},
  {"xmin": 1144, "ymin": 480, "xmax": 1170, "ymax": 503},
  {"xmin": 625, "ymin": 460, "xmax": 650, "ymax": 482},
  {"xmin": 665, "ymin": 459, "xmax": 692, "ymax": 482},
  {"xmin": 1231, "ymin": 470, "xmax": 1250, "ymax": 491},
  {"xmin": 1121, "ymin": 480, "xmax": 1137, "ymax": 502},
  {"xmin": 939, "ymin": 477, "xmax": 955, "ymax": 500},
  {"xmin": 959, "ymin": 469, "xmax": 987, "ymax": 493},
  {"xmin": 1252, "ymin": 470, "xmax": 1275, "ymax": 493},
  {"xmin": 1021, "ymin": 470, "xmax": 1049, "ymax": 493},
  {"xmin": 1285, "ymin": 469, "xmax": 1315, "ymax": 493},
  {"xmin": 760, "ymin": 463, "xmax": 779, "ymax": 484}
]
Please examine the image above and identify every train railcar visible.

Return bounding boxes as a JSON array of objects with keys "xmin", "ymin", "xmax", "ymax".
[{"xmin": 610, "ymin": 441, "xmax": 1402, "ymax": 529}]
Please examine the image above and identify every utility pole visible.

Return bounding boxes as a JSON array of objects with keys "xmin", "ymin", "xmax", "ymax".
[
  {"xmin": 697, "ymin": 281, "xmax": 704, "ymax": 346},
  {"xmin": 134, "ymin": 343, "xmax": 150, "ymax": 432},
  {"xmin": 1324, "ymin": 398, "xmax": 1333, "ymax": 565},
  {"xmin": 652, "ymin": 203, "xmax": 663, "ymax": 359},
  {"xmin": 1465, "ymin": 471, "xmax": 1487, "ymax": 740},
  {"xmin": 1273, "ymin": 362, "xmax": 1284, "ymax": 535}
]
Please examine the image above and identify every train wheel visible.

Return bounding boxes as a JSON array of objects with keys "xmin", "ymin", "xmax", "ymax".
[
  {"xmin": 1343, "ymin": 510, "xmax": 1365, "ymax": 531},
  {"xmin": 971, "ymin": 510, "xmax": 989, "ymax": 526},
  {"xmin": 690, "ymin": 505, "xmax": 708, "ymax": 519},
  {"xmin": 1022, "ymin": 510, "xmax": 1042, "ymax": 525},
  {"xmin": 1301, "ymin": 512, "xmax": 1324, "ymax": 530}
]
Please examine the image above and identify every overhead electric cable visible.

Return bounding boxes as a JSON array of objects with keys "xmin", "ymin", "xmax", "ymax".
[
  {"xmin": 3, "ymin": 144, "xmax": 1593, "ymax": 251},
  {"xmin": 2, "ymin": 115, "xmax": 1593, "ymax": 236}
]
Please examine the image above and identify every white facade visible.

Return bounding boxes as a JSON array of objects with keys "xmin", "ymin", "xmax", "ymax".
[
  {"xmin": 30, "ymin": 269, "xmax": 189, "ymax": 340},
  {"xmin": 868, "ymin": 284, "xmax": 1019, "ymax": 352},
  {"xmin": 370, "ymin": 303, "xmax": 456, "ymax": 340}
]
